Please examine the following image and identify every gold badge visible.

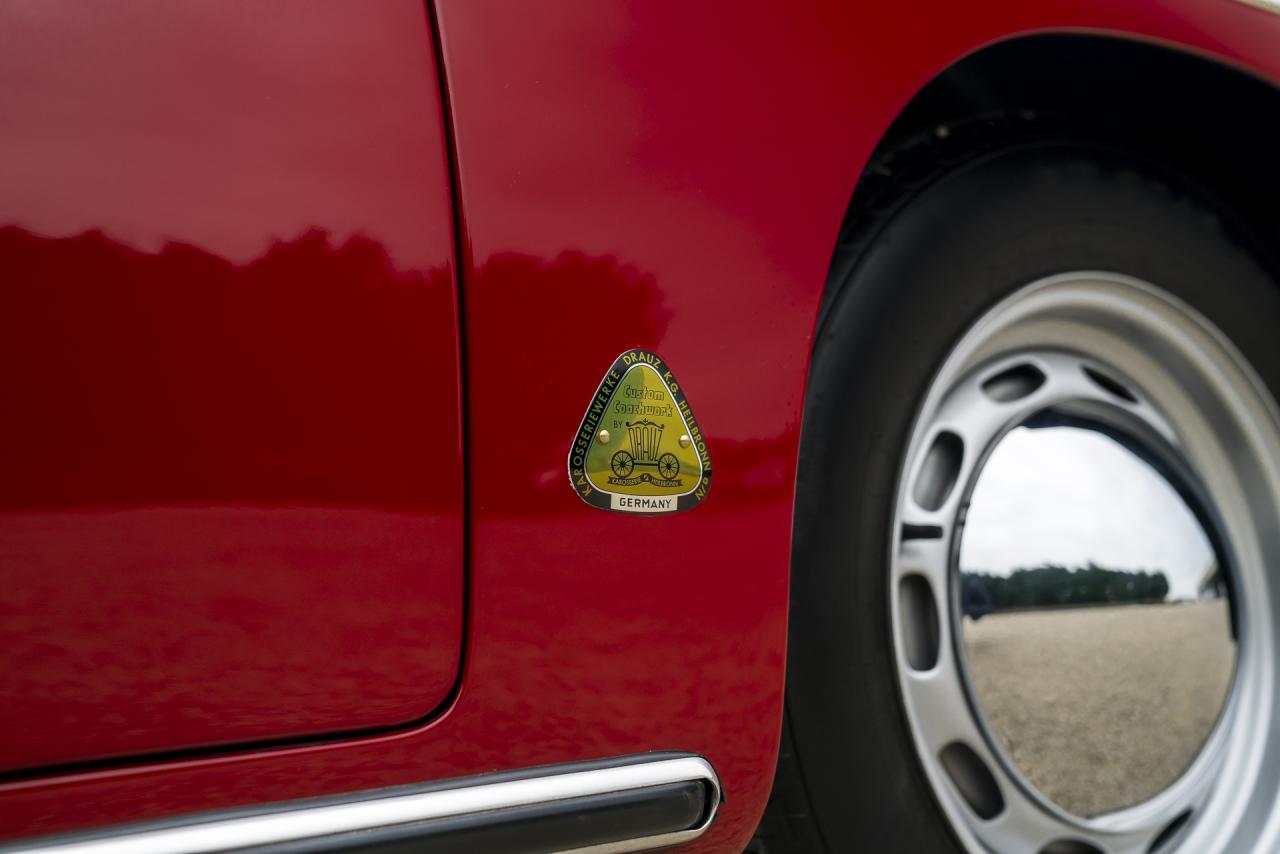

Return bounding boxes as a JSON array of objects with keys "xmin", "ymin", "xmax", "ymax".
[{"xmin": 568, "ymin": 349, "xmax": 711, "ymax": 514}]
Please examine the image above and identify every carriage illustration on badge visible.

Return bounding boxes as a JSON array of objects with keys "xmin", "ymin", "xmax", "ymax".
[{"xmin": 609, "ymin": 418, "xmax": 681, "ymax": 481}]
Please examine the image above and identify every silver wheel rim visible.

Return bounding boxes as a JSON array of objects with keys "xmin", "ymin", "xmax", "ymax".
[{"xmin": 890, "ymin": 272, "xmax": 1280, "ymax": 853}]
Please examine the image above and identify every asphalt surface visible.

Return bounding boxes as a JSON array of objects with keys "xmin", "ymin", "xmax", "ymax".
[{"xmin": 962, "ymin": 600, "xmax": 1235, "ymax": 817}]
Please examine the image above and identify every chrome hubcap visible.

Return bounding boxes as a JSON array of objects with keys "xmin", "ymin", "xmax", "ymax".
[{"xmin": 891, "ymin": 273, "xmax": 1280, "ymax": 853}]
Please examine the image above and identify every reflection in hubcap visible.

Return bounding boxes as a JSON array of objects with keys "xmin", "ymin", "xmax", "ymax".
[{"xmin": 957, "ymin": 416, "xmax": 1236, "ymax": 817}]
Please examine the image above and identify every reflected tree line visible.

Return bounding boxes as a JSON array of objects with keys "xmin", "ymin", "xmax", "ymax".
[{"xmin": 962, "ymin": 563, "xmax": 1173, "ymax": 618}]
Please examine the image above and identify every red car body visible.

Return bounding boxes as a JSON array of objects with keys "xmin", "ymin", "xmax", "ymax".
[{"xmin": 2, "ymin": 1, "xmax": 1279, "ymax": 851}]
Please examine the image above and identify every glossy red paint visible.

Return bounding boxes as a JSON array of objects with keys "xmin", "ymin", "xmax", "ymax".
[
  {"xmin": 2, "ymin": 2, "xmax": 1280, "ymax": 853},
  {"xmin": 0, "ymin": 3, "xmax": 464, "ymax": 770}
]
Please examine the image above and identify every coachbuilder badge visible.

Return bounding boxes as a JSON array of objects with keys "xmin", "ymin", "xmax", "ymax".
[{"xmin": 568, "ymin": 349, "xmax": 711, "ymax": 514}]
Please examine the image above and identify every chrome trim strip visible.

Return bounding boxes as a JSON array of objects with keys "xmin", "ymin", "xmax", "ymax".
[{"xmin": 10, "ymin": 755, "xmax": 721, "ymax": 854}]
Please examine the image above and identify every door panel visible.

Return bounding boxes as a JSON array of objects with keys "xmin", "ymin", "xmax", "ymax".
[{"xmin": 0, "ymin": 1, "xmax": 463, "ymax": 772}]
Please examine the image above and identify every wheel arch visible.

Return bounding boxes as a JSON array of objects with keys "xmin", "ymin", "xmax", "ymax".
[
  {"xmin": 761, "ymin": 26, "xmax": 1280, "ymax": 854},
  {"xmin": 841, "ymin": 31, "xmax": 1280, "ymax": 291}
]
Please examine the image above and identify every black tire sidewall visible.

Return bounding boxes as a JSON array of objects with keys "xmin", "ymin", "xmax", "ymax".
[{"xmin": 785, "ymin": 144, "xmax": 1280, "ymax": 852}]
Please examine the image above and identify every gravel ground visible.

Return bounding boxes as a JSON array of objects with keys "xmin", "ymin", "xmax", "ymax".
[{"xmin": 962, "ymin": 600, "xmax": 1235, "ymax": 817}]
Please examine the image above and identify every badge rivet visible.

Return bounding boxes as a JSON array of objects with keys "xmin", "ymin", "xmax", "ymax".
[
  {"xmin": 598, "ymin": 429, "xmax": 611, "ymax": 444},
  {"xmin": 679, "ymin": 434, "xmax": 692, "ymax": 448}
]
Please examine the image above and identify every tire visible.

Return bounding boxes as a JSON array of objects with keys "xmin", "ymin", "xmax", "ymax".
[{"xmin": 755, "ymin": 141, "xmax": 1280, "ymax": 852}]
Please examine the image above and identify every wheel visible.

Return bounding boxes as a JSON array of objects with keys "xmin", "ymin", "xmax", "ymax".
[
  {"xmin": 610, "ymin": 450, "xmax": 634, "ymax": 478},
  {"xmin": 756, "ymin": 142, "xmax": 1280, "ymax": 853},
  {"xmin": 657, "ymin": 452, "xmax": 680, "ymax": 480}
]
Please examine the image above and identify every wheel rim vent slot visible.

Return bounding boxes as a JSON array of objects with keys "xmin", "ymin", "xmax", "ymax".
[
  {"xmin": 913, "ymin": 431, "xmax": 964, "ymax": 511},
  {"xmin": 1040, "ymin": 840, "xmax": 1103, "ymax": 854},
  {"xmin": 939, "ymin": 742, "xmax": 1003, "ymax": 820},
  {"xmin": 981, "ymin": 362, "xmax": 1046, "ymax": 402},
  {"xmin": 1148, "ymin": 810, "xmax": 1193, "ymax": 852},
  {"xmin": 899, "ymin": 574, "xmax": 939, "ymax": 671},
  {"xmin": 1082, "ymin": 365, "xmax": 1137, "ymax": 403}
]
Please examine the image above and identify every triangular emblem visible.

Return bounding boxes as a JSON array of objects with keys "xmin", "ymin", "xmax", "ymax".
[{"xmin": 568, "ymin": 349, "xmax": 711, "ymax": 514}]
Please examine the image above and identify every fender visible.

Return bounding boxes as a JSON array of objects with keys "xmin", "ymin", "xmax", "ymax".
[{"xmin": 1, "ymin": 1, "xmax": 1278, "ymax": 852}]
